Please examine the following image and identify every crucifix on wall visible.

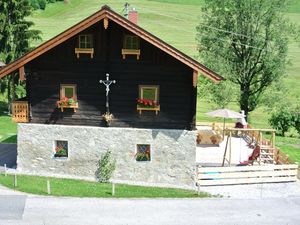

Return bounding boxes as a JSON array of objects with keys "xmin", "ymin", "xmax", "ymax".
[{"xmin": 99, "ymin": 73, "xmax": 116, "ymax": 114}]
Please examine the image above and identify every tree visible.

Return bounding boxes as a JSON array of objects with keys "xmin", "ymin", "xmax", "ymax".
[
  {"xmin": 0, "ymin": 0, "xmax": 40, "ymax": 107},
  {"xmin": 96, "ymin": 150, "xmax": 116, "ymax": 183},
  {"xmin": 269, "ymin": 108, "xmax": 293, "ymax": 136},
  {"xmin": 196, "ymin": 0, "xmax": 296, "ymax": 118}
]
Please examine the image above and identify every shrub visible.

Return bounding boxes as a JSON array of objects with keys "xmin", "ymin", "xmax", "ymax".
[
  {"xmin": 96, "ymin": 150, "xmax": 116, "ymax": 183},
  {"xmin": 37, "ymin": 0, "xmax": 47, "ymax": 10},
  {"xmin": 269, "ymin": 108, "xmax": 293, "ymax": 136},
  {"xmin": 293, "ymin": 111, "xmax": 300, "ymax": 135}
]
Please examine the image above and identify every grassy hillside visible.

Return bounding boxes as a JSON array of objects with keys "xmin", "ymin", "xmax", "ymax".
[{"xmin": 27, "ymin": 0, "xmax": 300, "ymax": 129}]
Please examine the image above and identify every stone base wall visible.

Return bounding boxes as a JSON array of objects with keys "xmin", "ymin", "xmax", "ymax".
[{"xmin": 17, "ymin": 124, "xmax": 196, "ymax": 188}]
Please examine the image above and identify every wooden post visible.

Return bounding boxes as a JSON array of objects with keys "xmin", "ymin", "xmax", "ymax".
[
  {"xmin": 222, "ymin": 135, "xmax": 230, "ymax": 166},
  {"xmin": 47, "ymin": 180, "xmax": 51, "ymax": 195},
  {"xmin": 259, "ymin": 131, "xmax": 262, "ymax": 165},
  {"xmin": 4, "ymin": 164, "xmax": 7, "ymax": 177},
  {"xmin": 13, "ymin": 173, "xmax": 17, "ymax": 187},
  {"xmin": 19, "ymin": 66, "xmax": 25, "ymax": 81},
  {"xmin": 272, "ymin": 131, "xmax": 275, "ymax": 148},
  {"xmin": 228, "ymin": 131, "xmax": 232, "ymax": 166},
  {"xmin": 112, "ymin": 182, "xmax": 115, "ymax": 196},
  {"xmin": 197, "ymin": 184, "xmax": 201, "ymax": 196}
]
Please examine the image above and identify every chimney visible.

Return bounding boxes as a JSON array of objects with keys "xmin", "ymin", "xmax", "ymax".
[{"xmin": 128, "ymin": 8, "xmax": 138, "ymax": 24}]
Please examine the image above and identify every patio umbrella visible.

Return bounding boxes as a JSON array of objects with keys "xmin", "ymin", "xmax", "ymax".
[{"xmin": 206, "ymin": 108, "xmax": 245, "ymax": 138}]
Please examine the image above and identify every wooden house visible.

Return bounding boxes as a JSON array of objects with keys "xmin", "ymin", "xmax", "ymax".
[{"xmin": 0, "ymin": 6, "xmax": 222, "ymax": 188}]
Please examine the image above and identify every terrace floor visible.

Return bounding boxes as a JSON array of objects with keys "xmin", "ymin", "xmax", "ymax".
[{"xmin": 196, "ymin": 126, "xmax": 254, "ymax": 166}]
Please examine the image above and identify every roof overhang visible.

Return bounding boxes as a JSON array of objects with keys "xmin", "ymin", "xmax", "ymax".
[{"xmin": 0, "ymin": 5, "xmax": 223, "ymax": 83}]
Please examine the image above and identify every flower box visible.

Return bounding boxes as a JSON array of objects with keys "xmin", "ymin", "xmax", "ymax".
[
  {"xmin": 136, "ymin": 98, "xmax": 160, "ymax": 115},
  {"xmin": 137, "ymin": 105, "xmax": 160, "ymax": 115},
  {"xmin": 57, "ymin": 97, "xmax": 78, "ymax": 112}
]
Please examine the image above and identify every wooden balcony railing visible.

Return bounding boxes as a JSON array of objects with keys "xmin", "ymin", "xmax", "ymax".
[{"xmin": 11, "ymin": 101, "xmax": 29, "ymax": 123}]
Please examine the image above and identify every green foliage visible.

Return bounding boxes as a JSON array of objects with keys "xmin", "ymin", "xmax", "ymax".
[
  {"xmin": 204, "ymin": 80, "xmax": 238, "ymax": 109},
  {"xmin": 197, "ymin": 0, "xmax": 296, "ymax": 117},
  {"xmin": 292, "ymin": 107, "xmax": 300, "ymax": 135},
  {"xmin": 0, "ymin": 0, "xmax": 40, "ymax": 104},
  {"xmin": 96, "ymin": 150, "xmax": 116, "ymax": 183},
  {"xmin": 269, "ymin": 108, "xmax": 294, "ymax": 136}
]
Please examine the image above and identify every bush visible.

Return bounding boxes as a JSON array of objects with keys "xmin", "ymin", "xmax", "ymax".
[
  {"xmin": 37, "ymin": 0, "xmax": 47, "ymax": 10},
  {"xmin": 96, "ymin": 150, "xmax": 116, "ymax": 183},
  {"xmin": 293, "ymin": 111, "xmax": 300, "ymax": 135},
  {"xmin": 269, "ymin": 108, "xmax": 294, "ymax": 136}
]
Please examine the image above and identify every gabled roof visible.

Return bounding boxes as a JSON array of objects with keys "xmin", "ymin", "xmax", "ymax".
[{"xmin": 0, "ymin": 5, "xmax": 223, "ymax": 82}]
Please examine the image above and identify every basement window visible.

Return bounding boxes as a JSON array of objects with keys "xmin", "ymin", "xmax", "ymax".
[
  {"xmin": 122, "ymin": 35, "xmax": 140, "ymax": 60},
  {"xmin": 135, "ymin": 144, "xmax": 151, "ymax": 162},
  {"xmin": 54, "ymin": 140, "xmax": 68, "ymax": 158},
  {"xmin": 75, "ymin": 34, "xmax": 94, "ymax": 58}
]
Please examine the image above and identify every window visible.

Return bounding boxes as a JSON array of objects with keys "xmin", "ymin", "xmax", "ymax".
[
  {"xmin": 60, "ymin": 84, "xmax": 77, "ymax": 101},
  {"xmin": 139, "ymin": 85, "xmax": 159, "ymax": 102},
  {"xmin": 58, "ymin": 84, "xmax": 78, "ymax": 112},
  {"xmin": 136, "ymin": 144, "xmax": 151, "ymax": 162},
  {"xmin": 75, "ymin": 34, "xmax": 94, "ymax": 58},
  {"xmin": 137, "ymin": 85, "xmax": 160, "ymax": 115},
  {"xmin": 78, "ymin": 34, "xmax": 93, "ymax": 48},
  {"xmin": 123, "ymin": 35, "xmax": 140, "ymax": 50},
  {"xmin": 54, "ymin": 140, "xmax": 68, "ymax": 158},
  {"xmin": 122, "ymin": 35, "xmax": 141, "ymax": 60}
]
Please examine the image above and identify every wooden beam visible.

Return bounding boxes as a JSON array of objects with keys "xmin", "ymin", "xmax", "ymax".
[
  {"xmin": 193, "ymin": 70, "xmax": 198, "ymax": 87},
  {"xmin": 19, "ymin": 66, "xmax": 25, "ymax": 81},
  {"xmin": 104, "ymin": 17, "xmax": 109, "ymax": 29}
]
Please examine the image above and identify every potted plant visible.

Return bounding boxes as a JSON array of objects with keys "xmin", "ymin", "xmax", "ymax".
[{"xmin": 54, "ymin": 146, "xmax": 68, "ymax": 158}]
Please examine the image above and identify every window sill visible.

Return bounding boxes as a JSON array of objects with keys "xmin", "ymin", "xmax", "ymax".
[
  {"xmin": 58, "ymin": 102, "xmax": 79, "ymax": 112},
  {"xmin": 122, "ymin": 49, "xmax": 141, "ymax": 60},
  {"xmin": 75, "ymin": 48, "xmax": 94, "ymax": 58},
  {"xmin": 137, "ymin": 105, "xmax": 160, "ymax": 115}
]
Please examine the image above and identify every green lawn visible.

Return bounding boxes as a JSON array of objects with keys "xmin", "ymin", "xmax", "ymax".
[
  {"xmin": 0, "ymin": 115, "xmax": 17, "ymax": 143},
  {"xmin": 0, "ymin": 174, "xmax": 209, "ymax": 198}
]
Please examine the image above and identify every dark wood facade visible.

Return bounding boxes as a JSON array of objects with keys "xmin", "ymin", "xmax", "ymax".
[{"xmin": 25, "ymin": 19, "xmax": 196, "ymax": 130}]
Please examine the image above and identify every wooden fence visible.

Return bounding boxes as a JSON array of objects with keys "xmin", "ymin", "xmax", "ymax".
[
  {"xmin": 11, "ymin": 101, "xmax": 29, "ymax": 123},
  {"xmin": 196, "ymin": 164, "xmax": 299, "ymax": 186}
]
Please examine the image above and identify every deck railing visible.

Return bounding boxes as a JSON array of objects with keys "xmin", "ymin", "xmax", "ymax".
[{"xmin": 11, "ymin": 101, "xmax": 29, "ymax": 123}]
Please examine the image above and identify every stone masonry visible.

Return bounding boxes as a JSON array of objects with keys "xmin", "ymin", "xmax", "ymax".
[{"xmin": 17, "ymin": 124, "xmax": 196, "ymax": 188}]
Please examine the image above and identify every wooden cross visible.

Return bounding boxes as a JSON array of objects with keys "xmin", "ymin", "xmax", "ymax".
[{"xmin": 99, "ymin": 73, "xmax": 116, "ymax": 114}]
